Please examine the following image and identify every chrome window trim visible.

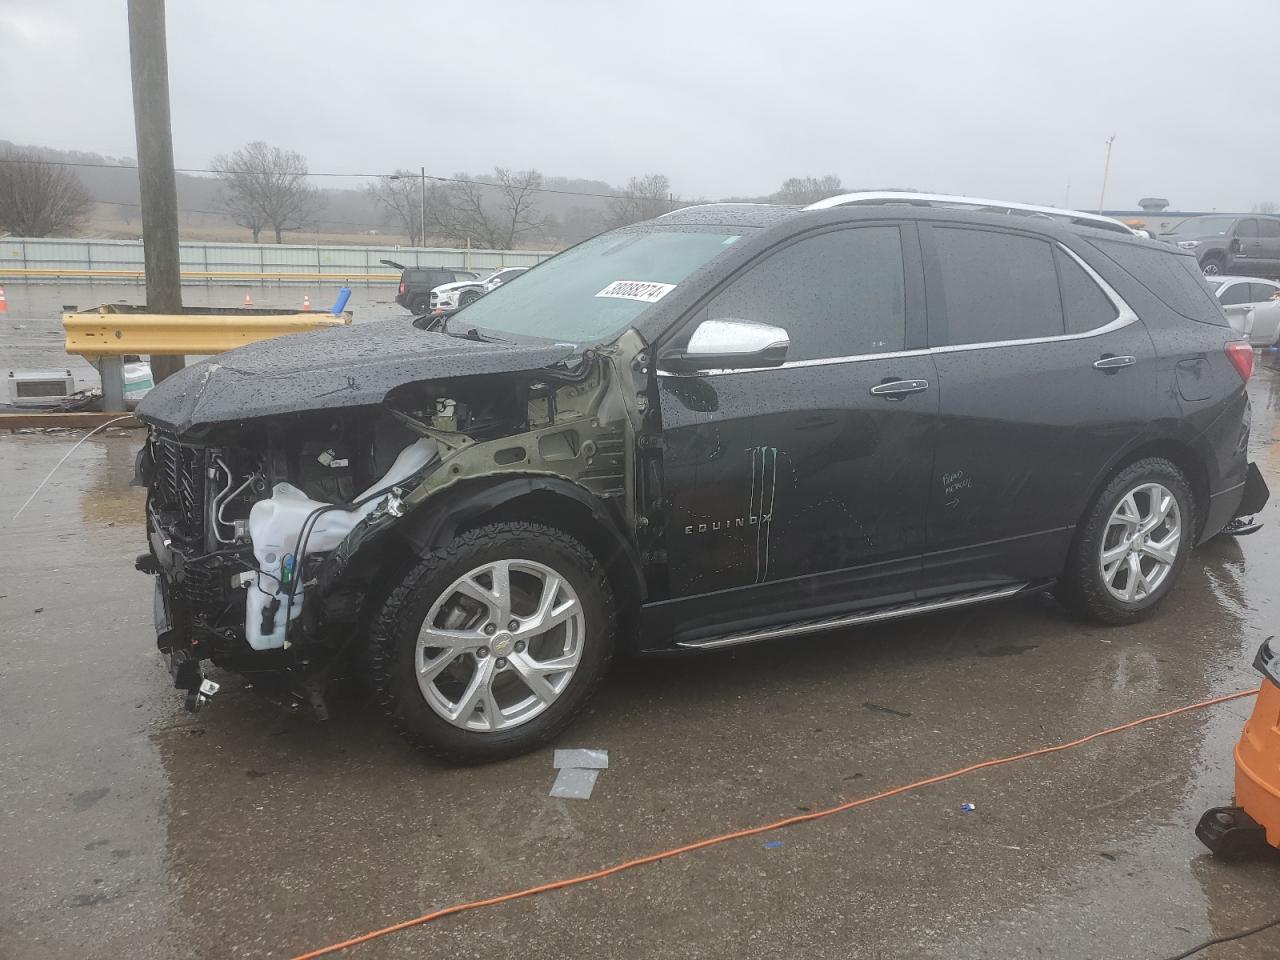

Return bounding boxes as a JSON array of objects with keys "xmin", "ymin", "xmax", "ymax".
[
  {"xmin": 655, "ymin": 347, "xmax": 930, "ymax": 377},
  {"xmin": 656, "ymin": 243, "xmax": 1139, "ymax": 378}
]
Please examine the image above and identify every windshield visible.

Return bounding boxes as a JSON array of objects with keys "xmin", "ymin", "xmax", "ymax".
[
  {"xmin": 1168, "ymin": 216, "xmax": 1236, "ymax": 236},
  {"xmin": 450, "ymin": 229, "xmax": 741, "ymax": 343}
]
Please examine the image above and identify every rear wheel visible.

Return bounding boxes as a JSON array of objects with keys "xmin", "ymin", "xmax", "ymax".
[
  {"xmin": 368, "ymin": 522, "xmax": 615, "ymax": 764},
  {"xmin": 1058, "ymin": 458, "xmax": 1195, "ymax": 624},
  {"xmin": 408, "ymin": 293, "xmax": 430, "ymax": 314}
]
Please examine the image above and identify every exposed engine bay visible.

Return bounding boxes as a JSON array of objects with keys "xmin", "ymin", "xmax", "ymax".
[{"xmin": 135, "ymin": 331, "xmax": 655, "ymax": 713}]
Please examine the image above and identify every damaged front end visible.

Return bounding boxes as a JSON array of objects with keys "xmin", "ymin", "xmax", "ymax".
[{"xmin": 133, "ymin": 321, "xmax": 653, "ymax": 716}]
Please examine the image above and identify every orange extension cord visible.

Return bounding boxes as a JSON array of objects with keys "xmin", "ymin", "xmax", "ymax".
[{"xmin": 290, "ymin": 687, "xmax": 1259, "ymax": 960}]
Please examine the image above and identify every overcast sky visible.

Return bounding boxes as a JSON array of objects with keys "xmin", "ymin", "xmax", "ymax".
[{"xmin": 2, "ymin": 0, "xmax": 1277, "ymax": 211}]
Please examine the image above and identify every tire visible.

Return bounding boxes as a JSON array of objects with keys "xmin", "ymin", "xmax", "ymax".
[
  {"xmin": 368, "ymin": 521, "xmax": 615, "ymax": 764},
  {"xmin": 1201, "ymin": 255, "xmax": 1225, "ymax": 277},
  {"xmin": 408, "ymin": 293, "xmax": 430, "ymax": 314},
  {"xmin": 1057, "ymin": 458, "xmax": 1195, "ymax": 625},
  {"xmin": 459, "ymin": 291, "xmax": 481, "ymax": 307}
]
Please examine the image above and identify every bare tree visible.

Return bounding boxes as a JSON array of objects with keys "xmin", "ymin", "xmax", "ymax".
[
  {"xmin": 608, "ymin": 174, "xmax": 675, "ymax": 227},
  {"xmin": 1253, "ymin": 201, "xmax": 1279, "ymax": 215},
  {"xmin": 443, "ymin": 176, "xmax": 500, "ymax": 248},
  {"xmin": 211, "ymin": 142, "xmax": 320, "ymax": 242},
  {"xmin": 367, "ymin": 169, "xmax": 423, "ymax": 244},
  {"xmin": 0, "ymin": 150, "xmax": 93, "ymax": 237},
  {"xmin": 428, "ymin": 168, "xmax": 547, "ymax": 249},
  {"xmin": 772, "ymin": 175, "xmax": 844, "ymax": 205},
  {"xmin": 493, "ymin": 167, "xmax": 546, "ymax": 248}
]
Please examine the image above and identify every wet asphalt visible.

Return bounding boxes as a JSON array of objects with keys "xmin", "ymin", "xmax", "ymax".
[{"xmin": 3, "ymin": 340, "xmax": 1280, "ymax": 958}]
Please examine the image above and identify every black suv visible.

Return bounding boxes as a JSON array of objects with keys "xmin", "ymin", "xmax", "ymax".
[
  {"xmin": 381, "ymin": 259, "xmax": 480, "ymax": 314},
  {"xmin": 136, "ymin": 194, "xmax": 1268, "ymax": 763},
  {"xmin": 1159, "ymin": 215, "xmax": 1280, "ymax": 278}
]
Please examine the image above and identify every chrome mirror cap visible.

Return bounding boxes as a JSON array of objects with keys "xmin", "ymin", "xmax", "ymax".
[{"xmin": 686, "ymin": 318, "xmax": 790, "ymax": 359}]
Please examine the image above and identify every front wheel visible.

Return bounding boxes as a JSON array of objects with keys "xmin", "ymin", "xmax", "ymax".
[
  {"xmin": 1058, "ymin": 458, "xmax": 1195, "ymax": 625},
  {"xmin": 368, "ymin": 521, "xmax": 615, "ymax": 764},
  {"xmin": 459, "ymin": 291, "xmax": 481, "ymax": 307},
  {"xmin": 1201, "ymin": 256, "xmax": 1225, "ymax": 277}
]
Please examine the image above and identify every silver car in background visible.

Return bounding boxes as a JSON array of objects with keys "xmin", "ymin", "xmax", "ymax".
[{"xmin": 1206, "ymin": 276, "xmax": 1280, "ymax": 346}]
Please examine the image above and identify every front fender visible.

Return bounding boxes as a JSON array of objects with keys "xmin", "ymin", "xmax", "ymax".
[
  {"xmin": 306, "ymin": 473, "xmax": 647, "ymax": 644},
  {"xmin": 397, "ymin": 473, "xmax": 645, "ymax": 592}
]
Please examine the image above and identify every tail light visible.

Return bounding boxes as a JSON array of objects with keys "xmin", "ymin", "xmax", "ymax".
[
  {"xmin": 1226, "ymin": 341, "xmax": 1255, "ymax": 381},
  {"xmin": 399, "ymin": 281, "xmax": 406, "ymax": 295}
]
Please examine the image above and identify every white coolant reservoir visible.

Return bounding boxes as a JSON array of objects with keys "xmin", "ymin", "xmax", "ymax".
[{"xmin": 244, "ymin": 438, "xmax": 439, "ymax": 650}]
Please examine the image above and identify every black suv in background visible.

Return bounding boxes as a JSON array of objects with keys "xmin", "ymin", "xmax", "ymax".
[
  {"xmin": 136, "ymin": 193, "xmax": 1267, "ymax": 763},
  {"xmin": 381, "ymin": 259, "xmax": 480, "ymax": 313},
  {"xmin": 1160, "ymin": 215, "xmax": 1280, "ymax": 278}
]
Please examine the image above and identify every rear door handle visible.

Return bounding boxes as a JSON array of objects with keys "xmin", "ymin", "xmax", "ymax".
[
  {"xmin": 1093, "ymin": 355, "xmax": 1136, "ymax": 370},
  {"xmin": 869, "ymin": 378, "xmax": 930, "ymax": 398}
]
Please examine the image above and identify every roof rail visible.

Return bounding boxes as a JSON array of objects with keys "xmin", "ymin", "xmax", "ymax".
[
  {"xmin": 804, "ymin": 192, "xmax": 1135, "ymax": 235},
  {"xmin": 656, "ymin": 202, "xmax": 777, "ymax": 218}
]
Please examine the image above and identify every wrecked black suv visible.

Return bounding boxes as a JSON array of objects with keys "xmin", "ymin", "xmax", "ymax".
[{"xmin": 135, "ymin": 192, "xmax": 1268, "ymax": 763}]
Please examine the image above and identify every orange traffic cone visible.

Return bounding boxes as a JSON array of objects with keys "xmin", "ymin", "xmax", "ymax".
[
  {"xmin": 244, "ymin": 293, "xmax": 253, "ymax": 307},
  {"xmin": 302, "ymin": 294, "xmax": 311, "ymax": 311},
  {"xmin": 0, "ymin": 286, "xmax": 7, "ymax": 313}
]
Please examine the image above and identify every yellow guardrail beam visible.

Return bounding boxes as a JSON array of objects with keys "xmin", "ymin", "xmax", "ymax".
[{"xmin": 63, "ymin": 309, "xmax": 352, "ymax": 358}]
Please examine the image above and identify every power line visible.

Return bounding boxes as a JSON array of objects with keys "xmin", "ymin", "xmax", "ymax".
[
  {"xmin": 0, "ymin": 156, "xmax": 649, "ymax": 204},
  {"xmin": 91, "ymin": 197, "xmax": 380, "ymax": 230}
]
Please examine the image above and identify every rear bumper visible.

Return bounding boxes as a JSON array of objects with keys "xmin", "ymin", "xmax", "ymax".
[{"xmin": 1201, "ymin": 461, "xmax": 1270, "ymax": 542}]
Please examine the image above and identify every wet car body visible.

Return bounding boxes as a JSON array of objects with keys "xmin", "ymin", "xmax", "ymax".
[{"xmin": 135, "ymin": 198, "xmax": 1268, "ymax": 758}]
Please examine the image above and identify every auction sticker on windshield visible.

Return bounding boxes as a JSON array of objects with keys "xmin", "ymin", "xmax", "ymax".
[{"xmin": 595, "ymin": 280, "xmax": 677, "ymax": 303}]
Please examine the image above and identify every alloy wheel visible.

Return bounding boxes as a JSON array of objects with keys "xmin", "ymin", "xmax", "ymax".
[
  {"xmin": 1099, "ymin": 482, "xmax": 1182, "ymax": 603},
  {"xmin": 415, "ymin": 559, "xmax": 585, "ymax": 731}
]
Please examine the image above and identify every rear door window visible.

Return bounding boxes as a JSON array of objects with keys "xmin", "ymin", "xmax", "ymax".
[
  {"xmin": 1258, "ymin": 220, "xmax": 1280, "ymax": 239},
  {"xmin": 1237, "ymin": 219, "xmax": 1260, "ymax": 238},
  {"xmin": 930, "ymin": 227, "xmax": 1063, "ymax": 345},
  {"xmin": 1054, "ymin": 247, "xmax": 1118, "ymax": 333},
  {"xmin": 1249, "ymin": 283, "xmax": 1279, "ymax": 303},
  {"xmin": 705, "ymin": 226, "xmax": 907, "ymax": 361}
]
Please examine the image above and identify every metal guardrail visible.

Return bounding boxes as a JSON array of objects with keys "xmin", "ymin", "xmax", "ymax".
[
  {"xmin": 0, "ymin": 237, "xmax": 557, "ymax": 284},
  {"xmin": 62, "ymin": 304, "xmax": 353, "ymax": 412}
]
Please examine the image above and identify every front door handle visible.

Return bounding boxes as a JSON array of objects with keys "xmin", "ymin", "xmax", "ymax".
[
  {"xmin": 869, "ymin": 378, "xmax": 930, "ymax": 398},
  {"xmin": 1093, "ymin": 355, "xmax": 1136, "ymax": 370}
]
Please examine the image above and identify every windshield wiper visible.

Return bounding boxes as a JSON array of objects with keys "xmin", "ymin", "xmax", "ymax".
[{"xmin": 451, "ymin": 326, "xmax": 508, "ymax": 344}]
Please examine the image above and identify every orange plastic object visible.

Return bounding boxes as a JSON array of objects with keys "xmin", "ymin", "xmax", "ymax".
[{"xmin": 1235, "ymin": 678, "xmax": 1280, "ymax": 849}]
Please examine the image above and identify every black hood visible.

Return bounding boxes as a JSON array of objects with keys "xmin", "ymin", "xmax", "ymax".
[{"xmin": 135, "ymin": 319, "xmax": 576, "ymax": 435}]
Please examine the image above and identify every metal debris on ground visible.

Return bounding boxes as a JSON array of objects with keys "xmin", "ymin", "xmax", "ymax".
[
  {"xmin": 553, "ymin": 748, "xmax": 609, "ymax": 769},
  {"xmin": 549, "ymin": 749, "xmax": 609, "ymax": 799},
  {"xmin": 960, "ymin": 803, "xmax": 976, "ymax": 813}
]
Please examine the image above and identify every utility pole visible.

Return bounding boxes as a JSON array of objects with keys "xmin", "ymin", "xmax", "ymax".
[
  {"xmin": 127, "ymin": 0, "xmax": 184, "ymax": 384},
  {"xmin": 1098, "ymin": 134, "xmax": 1116, "ymax": 215},
  {"xmin": 420, "ymin": 165, "xmax": 426, "ymax": 247}
]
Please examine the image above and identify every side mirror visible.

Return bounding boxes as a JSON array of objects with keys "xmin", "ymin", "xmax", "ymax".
[{"xmin": 660, "ymin": 318, "xmax": 790, "ymax": 373}]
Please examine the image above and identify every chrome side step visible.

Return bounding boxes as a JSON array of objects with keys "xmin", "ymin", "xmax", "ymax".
[{"xmin": 675, "ymin": 583, "xmax": 1029, "ymax": 651}]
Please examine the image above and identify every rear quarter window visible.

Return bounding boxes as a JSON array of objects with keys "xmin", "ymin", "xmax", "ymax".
[
  {"xmin": 1054, "ymin": 247, "xmax": 1117, "ymax": 333},
  {"xmin": 1089, "ymin": 239, "xmax": 1227, "ymax": 326}
]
